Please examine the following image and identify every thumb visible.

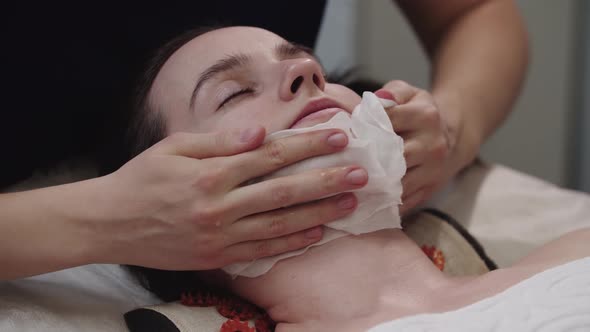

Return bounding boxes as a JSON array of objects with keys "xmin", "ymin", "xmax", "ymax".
[
  {"xmin": 154, "ymin": 126, "xmax": 266, "ymax": 159},
  {"xmin": 375, "ymin": 80, "xmax": 418, "ymax": 105}
]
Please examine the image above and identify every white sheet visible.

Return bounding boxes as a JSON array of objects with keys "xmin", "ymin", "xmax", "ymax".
[
  {"xmin": 0, "ymin": 265, "xmax": 159, "ymax": 332},
  {"xmin": 369, "ymin": 257, "xmax": 590, "ymax": 332}
]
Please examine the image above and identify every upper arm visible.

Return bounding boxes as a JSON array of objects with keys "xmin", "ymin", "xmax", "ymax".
[{"xmin": 393, "ymin": 0, "xmax": 514, "ymax": 55}]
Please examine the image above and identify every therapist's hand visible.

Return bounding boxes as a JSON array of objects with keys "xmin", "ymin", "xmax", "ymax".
[
  {"xmin": 376, "ymin": 80, "xmax": 453, "ymax": 213},
  {"xmin": 94, "ymin": 127, "xmax": 366, "ymax": 271}
]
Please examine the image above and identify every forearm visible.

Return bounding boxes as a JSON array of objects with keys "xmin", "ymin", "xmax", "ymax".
[
  {"xmin": 0, "ymin": 179, "xmax": 107, "ymax": 280},
  {"xmin": 433, "ymin": 1, "xmax": 528, "ymax": 172},
  {"xmin": 399, "ymin": 0, "xmax": 529, "ymax": 172}
]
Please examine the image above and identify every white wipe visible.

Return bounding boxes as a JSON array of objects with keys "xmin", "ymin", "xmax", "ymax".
[{"xmin": 223, "ymin": 92, "xmax": 406, "ymax": 278}]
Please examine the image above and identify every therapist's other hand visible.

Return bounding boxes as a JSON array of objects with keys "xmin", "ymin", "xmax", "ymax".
[
  {"xmin": 376, "ymin": 80, "xmax": 453, "ymax": 214},
  {"xmin": 96, "ymin": 127, "xmax": 366, "ymax": 270}
]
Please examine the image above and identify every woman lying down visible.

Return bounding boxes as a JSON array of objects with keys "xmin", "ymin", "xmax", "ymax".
[{"xmin": 112, "ymin": 26, "xmax": 590, "ymax": 331}]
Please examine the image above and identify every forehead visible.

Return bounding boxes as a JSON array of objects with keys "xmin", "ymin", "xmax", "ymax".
[
  {"xmin": 172, "ymin": 26, "xmax": 283, "ymax": 69},
  {"xmin": 151, "ymin": 26, "xmax": 284, "ymax": 109}
]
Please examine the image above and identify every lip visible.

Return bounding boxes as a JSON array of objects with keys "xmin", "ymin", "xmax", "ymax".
[{"xmin": 289, "ymin": 98, "xmax": 347, "ymax": 129}]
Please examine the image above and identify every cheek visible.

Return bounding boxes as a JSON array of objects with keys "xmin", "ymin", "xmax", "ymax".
[
  {"xmin": 205, "ymin": 99, "xmax": 282, "ymax": 133},
  {"xmin": 325, "ymin": 84, "xmax": 361, "ymax": 113}
]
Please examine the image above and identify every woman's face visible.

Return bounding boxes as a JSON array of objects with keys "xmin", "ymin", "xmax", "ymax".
[{"xmin": 150, "ymin": 26, "xmax": 361, "ymax": 134}]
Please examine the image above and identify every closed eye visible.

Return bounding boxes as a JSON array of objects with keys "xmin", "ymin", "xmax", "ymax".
[{"xmin": 218, "ymin": 87, "xmax": 254, "ymax": 109}]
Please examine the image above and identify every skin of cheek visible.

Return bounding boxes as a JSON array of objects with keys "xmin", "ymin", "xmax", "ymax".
[
  {"xmin": 208, "ymin": 98, "xmax": 287, "ymax": 134},
  {"xmin": 162, "ymin": 97, "xmax": 277, "ymax": 135}
]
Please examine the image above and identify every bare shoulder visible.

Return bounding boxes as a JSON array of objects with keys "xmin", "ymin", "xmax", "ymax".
[
  {"xmin": 511, "ymin": 228, "xmax": 590, "ymax": 273},
  {"xmin": 457, "ymin": 228, "xmax": 590, "ymax": 305}
]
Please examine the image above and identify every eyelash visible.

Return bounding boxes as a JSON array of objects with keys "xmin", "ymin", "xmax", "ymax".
[{"xmin": 219, "ymin": 87, "xmax": 254, "ymax": 109}]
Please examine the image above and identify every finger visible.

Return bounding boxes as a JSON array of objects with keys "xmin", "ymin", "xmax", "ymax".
[
  {"xmin": 403, "ymin": 184, "xmax": 436, "ymax": 214},
  {"xmin": 377, "ymin": 80, "xmax": 419, "ymax": 104},
  {"xmin": 227, "ymin": 166, "xmax": 367, "ymax": 219},
  {"xmin": 402, "ymin": 165, "xmax": 431, "ymax": 200},
  {"xmin": 228, "ymin": 193, "xmax": 357, "ymax": 244},
  {"xmin": 225, "ymin": 129, "xmax": 349, "ymax": 186},
  {"xmin": 374, "ymin": 89, "xmax": 396, "ymax": 102},
  {"xmin": 223, "ymin": 227, "xmax": 325, "ymax": 264},
  {"xmin": 403, "ymin": 138, "xmax": 428, "ymax": 169},
  {"xmin": 399, "ymin": 188, "xmax": 427, "ymax": 215},
  {"xmin": 152, "ymin": 126, "xmax": 266, "ymax": 159},
  {"xmin": 388, "ymin": 103, "xmax": 434, "ymax": 133}
]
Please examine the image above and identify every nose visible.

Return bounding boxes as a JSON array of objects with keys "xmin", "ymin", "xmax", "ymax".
[{"xmin": 279, "ymin": 58, "xmax": 326, "ymax": 101}]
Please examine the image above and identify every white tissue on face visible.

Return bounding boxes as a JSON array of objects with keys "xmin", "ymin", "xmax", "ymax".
[{"xmin": 222, "ymin": 92, "xmax": 406, "ymax": 278}]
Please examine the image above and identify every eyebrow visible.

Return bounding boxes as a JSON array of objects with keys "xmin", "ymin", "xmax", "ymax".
[
  {"xmin": 275, "ymin": 41, "xmax": 317, "ymax": 61},
  {"xmin": 189, "ymin": 41, "xmax": 320, "ymax": 109}
]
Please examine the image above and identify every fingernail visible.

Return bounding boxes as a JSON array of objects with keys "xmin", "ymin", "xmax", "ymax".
[
  {"xmin": 337, "ymin": 194, "xmax": 356, "ymax": 210},
  {"xmin": 374, "ymin": 89, "xmax": 396, "ymax": 101},
  {"xmin": 240, "ymin": 127, "xmax": 259, "ymax": 143},
  {"xmin": 304, "ymin": 227, "xmax": 323, "ymax": 239},
  {"xmin": 326, "ymin": 132, "xmax": 348, "ymax": 148},
  {"xmin": 345, "ymin": 168, "xmax": 368, "ymax": 185}
]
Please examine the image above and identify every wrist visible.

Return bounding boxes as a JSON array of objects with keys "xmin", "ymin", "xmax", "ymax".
[
  {"xmin": 80, "ymin": 175, "xmax": 133, "ymax": 265},
  {"xmin": 49, "ymin": 176, "xmax": 121, "ymax": 266},
  {"xmin": 434, "ymin": 91, "xmax": 483, "ymax": 175}
]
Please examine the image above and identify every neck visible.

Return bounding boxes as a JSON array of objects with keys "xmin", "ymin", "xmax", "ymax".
[{"xmin": 230, "ymin": 230, "xmax": 460, "ymax": 330}]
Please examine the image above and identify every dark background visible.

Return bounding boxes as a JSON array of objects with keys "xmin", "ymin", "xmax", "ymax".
[{"xmin": 1, "ymin": 1, "xmax": 327, "ymax": 187}]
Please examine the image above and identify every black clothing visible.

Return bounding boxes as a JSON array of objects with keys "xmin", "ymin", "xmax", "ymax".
[{"xmin": 2, "ymin": 1, "xmax": 327, "ymax": 186}]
